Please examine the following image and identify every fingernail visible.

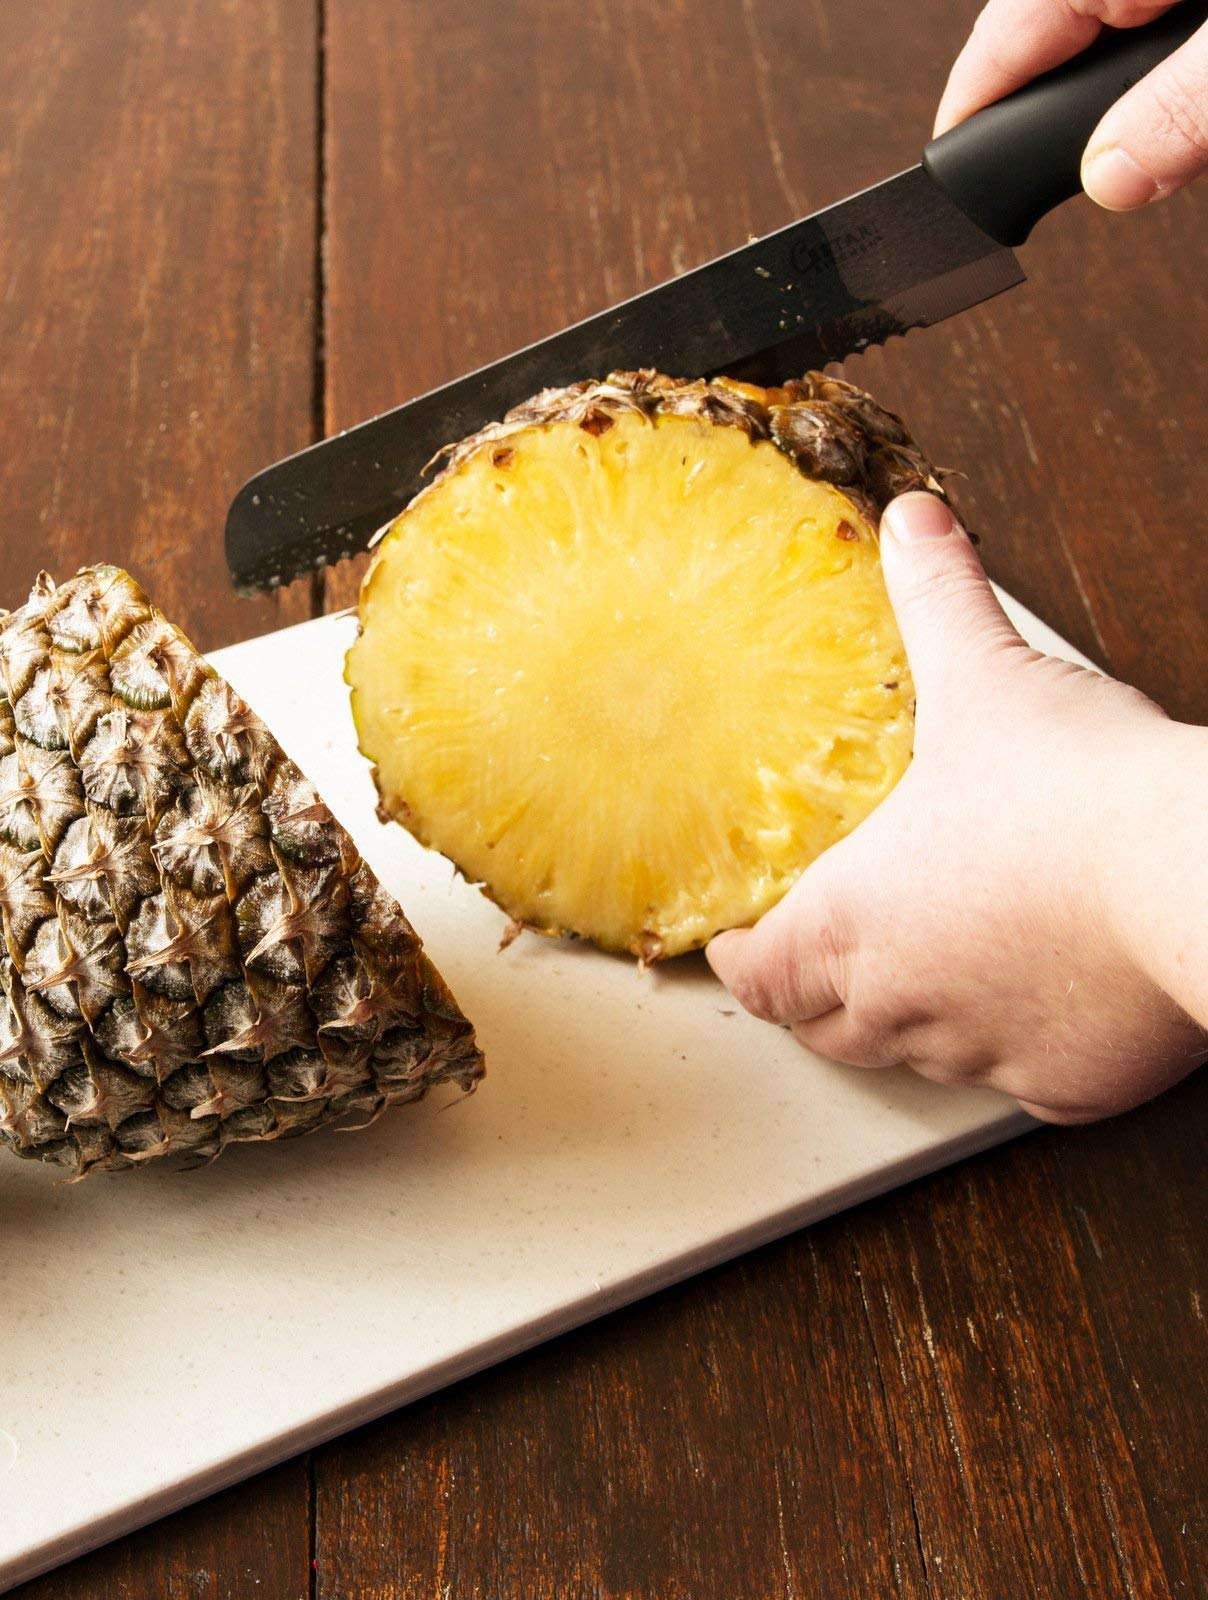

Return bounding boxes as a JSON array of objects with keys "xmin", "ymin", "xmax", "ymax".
[
  {"xmin": 882, "ymin": 492, "xmax": 956, "ymax": 545},
  {"xmin": 1081, "ymin": 147, "xmax": 1159, "ymax": 211}
]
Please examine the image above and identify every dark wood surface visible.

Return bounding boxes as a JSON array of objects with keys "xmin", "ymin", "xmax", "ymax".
[
  {"xmin": 0, "ymin": 0, "xmax": 318, "ymax": 643},
  {"xmin": 6, "ymin": 0, "xmax": 1205, "ymax": 1595}
]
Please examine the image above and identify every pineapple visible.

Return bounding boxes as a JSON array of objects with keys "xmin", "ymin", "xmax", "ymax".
[
  {"xmin": 348, "ymin": 370, "xmax": 944, "ymax": 960},
  {"xmin": 0, "ymin": 567, "xmax": 482, "ymax": 1178}
]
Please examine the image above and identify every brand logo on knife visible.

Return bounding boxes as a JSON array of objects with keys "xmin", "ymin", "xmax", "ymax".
[{"xmin": 789, "ymin": 221, "xmax": 882, "ymax": 279}]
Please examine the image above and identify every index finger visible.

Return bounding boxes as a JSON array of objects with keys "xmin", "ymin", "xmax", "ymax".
[{"xmin": 933, "ymin": 0, "xmax": 1174, "ymax": 136}]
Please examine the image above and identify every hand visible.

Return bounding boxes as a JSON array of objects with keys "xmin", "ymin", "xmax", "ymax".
[
  {"xmin": 706, "ymin": 492, "xmax": 1208, "ymax": 1124},
  {"xmin": 935, "ymin": 0, "xmax": 1208, "ymax": 210}
]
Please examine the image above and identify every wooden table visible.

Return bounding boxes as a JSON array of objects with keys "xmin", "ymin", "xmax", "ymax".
[{"xmin": 2, "ymin": 1, "xmax": 1204, "ymax": 1595}]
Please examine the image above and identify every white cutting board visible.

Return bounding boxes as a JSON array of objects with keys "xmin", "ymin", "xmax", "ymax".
[{"xmin": 0, "ymin": 592, "xmax": 1091, "ymax": 1590}]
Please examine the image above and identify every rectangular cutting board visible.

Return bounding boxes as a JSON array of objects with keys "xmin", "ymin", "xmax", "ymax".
[{"xmin": 0, "ymin": 590, "xmax": 1092, "ymax": 1590}]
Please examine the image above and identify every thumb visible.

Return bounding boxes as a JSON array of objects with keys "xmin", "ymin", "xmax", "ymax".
[
  {"xmin": 1081, "ymin": 25, "xmax": 1208, "ymax": 210},
  {"xmin": 879, "ymin": 492, "xmax": 1024, "ymax": 702}
]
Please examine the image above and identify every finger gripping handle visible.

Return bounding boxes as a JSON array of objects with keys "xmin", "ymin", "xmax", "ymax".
[{"xmin": 922, "ymin": 1, "xmax": 1208, "ymax": 246}]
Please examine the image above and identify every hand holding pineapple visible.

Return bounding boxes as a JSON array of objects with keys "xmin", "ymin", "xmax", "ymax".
[
  {"xmin": 349, "ymin": 367, "xmax": 1204, "ymax": 1127},
  {"xmin": 708, "ymin": 492, "xmax": 1208, "ymax": 1123}
]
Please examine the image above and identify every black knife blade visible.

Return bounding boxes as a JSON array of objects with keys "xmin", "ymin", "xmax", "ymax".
[
  {"xmin": 227, "ymin": 167, "xmax": 1018, "ymax": 591},
  {"xmin": 225, "ymin": 2, "xmax": 1205, "ymax": 591}
]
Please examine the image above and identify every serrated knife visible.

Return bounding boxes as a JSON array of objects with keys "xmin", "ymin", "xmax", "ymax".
[{"xmin": 226, "ymin": 3, "xmax": 1205, "ymax": 591}]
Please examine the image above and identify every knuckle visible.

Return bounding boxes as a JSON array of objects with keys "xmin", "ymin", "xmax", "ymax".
[
  {"xmin": 958, "ymin": 5, "xmax": 1050, "ymax": 98},
  {"xmin": 910, "ymin": 1055, "xmax": 976, "ymax": 1088},
  {"xmin": 1147, "ymin": 66, "xmax": 1208, "ymax": 161},
  {"xmin": 1092, "ymin": 0, "xmax": 1168, "ymax": 25},
  {"xmin": 725, "ymin": 963, "xmax": 783, "ymax": 1025},
  {"xmin": 904, "ymin": 562, "xmax": 990, "ymax": 630},
  {"xmin": 971, "ymin": 23, "xmax": 1025, "ymax": 82},
  {"xmin": 811, "ymin": 917, "xmax": 851, "ymax": 997},
  {"xmin": 814, "ymin": 917, "xmax": 846, "ymax": 961},
  {"xmin": 838, "ymin": 984, "xmax": 897, "ymax": 1052},
  {"xmin": 928, "ymin": 562, "xmax": 987, "ymax": 612},
  {"xmin": 848, "ymin": 1004, "xmax": 896, "ymax": 1055},
  {"xmin": 790, "ymin": 897, "xmax": 856, "ymax": 1008}
]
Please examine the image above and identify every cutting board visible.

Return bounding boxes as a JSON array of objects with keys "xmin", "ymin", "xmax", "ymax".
[{"xmin": 0, "ymin": 591, "xmax": 1092, "ymax": 1591}]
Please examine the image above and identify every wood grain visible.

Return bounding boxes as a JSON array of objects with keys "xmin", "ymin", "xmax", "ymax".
[
  {"xmin": 0, "ymin": 0, "xmax": 319, "ymax": 649},
  {"xmin": 313, "ymin": 1220, "xmax": 939, "ymax": 1600},
  {"xmin": 10, "ymin": 1462, "xmax": 311, "ymax": 1600},
  {"xmin": 852, "ymin": 1096, "xmax": 1207, "ymax": 1600},
  {"xmin": 5, "ymin": 0, "xmax": 1205, "ymax": 1594}
]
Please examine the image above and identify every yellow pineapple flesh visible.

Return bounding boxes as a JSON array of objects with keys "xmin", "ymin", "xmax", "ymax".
[{"xmin": 348, "ymin": 372, "xmax": 941, "ymax": 959}]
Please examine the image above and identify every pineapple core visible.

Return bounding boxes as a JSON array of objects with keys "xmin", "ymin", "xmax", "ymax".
[{"xmin": 348, "ymin": 408, "xmax": 914, "ymax": 958}]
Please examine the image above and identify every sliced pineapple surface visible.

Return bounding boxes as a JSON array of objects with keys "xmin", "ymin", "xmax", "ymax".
[{"xmin": 348, "ymin": 372, "xmax": 924, "ymax": 959}]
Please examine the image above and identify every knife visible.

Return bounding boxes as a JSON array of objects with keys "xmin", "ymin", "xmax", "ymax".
[{"xmin": 226, "ymin": 2, "xmax": 1205, "ymax": 591}]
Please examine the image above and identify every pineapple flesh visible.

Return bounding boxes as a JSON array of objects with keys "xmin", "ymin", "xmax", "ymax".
[
  {"xmin": 0, "ymin": 567, "xmax": 482, "ymax": 1178},
  {"xmin": 349, "ymin": 371, "xmax": 943, "ymax": 960}
]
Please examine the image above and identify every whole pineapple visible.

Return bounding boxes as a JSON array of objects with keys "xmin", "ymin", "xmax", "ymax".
[
  {"xmin": 0, "ymin": 567, "xmax": 482, "ymax": 1177},
  {"xmin": 348, "ymin": 370, "xmax": 945, "ymax": 961}
]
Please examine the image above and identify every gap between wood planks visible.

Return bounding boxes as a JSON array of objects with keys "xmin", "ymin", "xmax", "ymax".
[
  {"xmin": 307, "ymin": 11, "xmax": 328, "ymax": 1588},
  {"xmin": 309, "ymin": 0, "xmax": 329, "ymax": 625},
  {"xmin": 308, "ymin": 1448, "xmax": 320, "ymax": 1600}
]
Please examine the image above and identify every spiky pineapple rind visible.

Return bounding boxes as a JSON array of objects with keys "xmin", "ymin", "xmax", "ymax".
[
  {"xmin": 0, "ymin": 567, "xmax": 483, "ymax": 1177},
  {"xmin": 416, "ymin": 368, "xmax": 947, "ymax": 528}
]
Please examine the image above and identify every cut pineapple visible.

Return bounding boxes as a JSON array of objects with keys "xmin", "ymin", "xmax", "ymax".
[{"xmin": 348, "ymin": 371, "xmax": 943, "ymax": 959}]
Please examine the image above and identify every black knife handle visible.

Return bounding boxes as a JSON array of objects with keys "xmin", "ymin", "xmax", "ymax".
[{"xmin": 922, "ymin": 0, "xmax": 1207, "ymax": 246}]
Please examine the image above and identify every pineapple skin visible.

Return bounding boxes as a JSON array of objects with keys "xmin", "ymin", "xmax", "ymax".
[
  {"xmin": 0, "ymin": 567, "xmax": 483, "ymax": 1178},
  {"xmin": 350, "ymin": 370, "xmax": 945, "ymax": 960},
  {"xmin": 429, "ymin": 369, "xmax": 946, "ymax": 519}
]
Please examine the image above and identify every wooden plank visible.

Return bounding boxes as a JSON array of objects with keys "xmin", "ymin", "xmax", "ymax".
[
  {"xmin": 314, "ymin": 1226, "xmax": 934, "ymax": 1600},
  {"xmin": 11, "ymin": 1462, "xmax": 311, "ymax": 1600},
  {"xmin": 850, "ymin": 1096, "xmax": 1206, "ymax": 1598},
  {"xmin": 318, "ymin": 0, "xmax": 1207, "ymax": 1596},
  {"xmin": 1033, "ymin": 1089, "xmax": 1208, "ymax": 1594},
  {"xmin": 0, "ymin": 0, "xmax": 320, "ymax": 649}
]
